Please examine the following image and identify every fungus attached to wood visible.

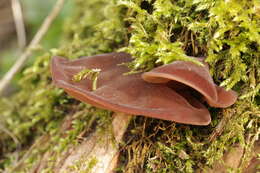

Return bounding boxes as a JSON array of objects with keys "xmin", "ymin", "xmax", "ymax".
[{"xmin": 51, "ymin": 52, "xmax": 237, "ymax": 125}]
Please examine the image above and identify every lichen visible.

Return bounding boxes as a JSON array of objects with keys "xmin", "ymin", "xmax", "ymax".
[{"xmin": 0, "ymin": 0, "xmax": 259, "ymax": 172}]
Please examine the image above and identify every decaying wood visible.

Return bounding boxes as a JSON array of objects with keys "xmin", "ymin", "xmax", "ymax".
[
  {"xmin": 203, "ymin": 141, "xmax": 260, "ymax": 173},
  {"xmin": 31, "ymin": 113, "xmax": 131, "ymax": 173},
  {"xmin": 56, "ymin": 113, "xmax": 131, "ymax": 173},
  {"xmin": 6, "ymin": 112, "xmax": 259, "ymax": 173}
]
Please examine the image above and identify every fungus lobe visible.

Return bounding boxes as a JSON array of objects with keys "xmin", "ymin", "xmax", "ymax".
[
  {"xmin": 51, "ymin": 52, "xmax": 237, "ymax": 125},
  {"xmin": 142, "ymin": 60, "xmax": 238, "ymax": 108}
]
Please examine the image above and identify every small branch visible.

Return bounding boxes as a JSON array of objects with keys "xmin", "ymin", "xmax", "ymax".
[
  {"xmin": 6, "ymin": 135, "xmax": 49, "ymax": 173},
  {"xmin": 11, "ymin": 0, "xmax": 26, "ymax": 49},
  {"xmin": 0, "ymin": 122, "xmax": 21, "ymax": 169},
  {"xmin": 0, "ymin": 122, "xmax": 20, "ymax": 149},
  {"xmin": 208, "ymin": 110, "xmax": 231, "ymax": 142},
  {"xmin": 0, "ymin": 0, "xmax": 65, "ymax": 96}
]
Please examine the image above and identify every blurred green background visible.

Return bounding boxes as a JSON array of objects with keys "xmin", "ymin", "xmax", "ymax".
[{"xmin": 0, "ymin": 0, "xmax": 74, "ymax": 93}]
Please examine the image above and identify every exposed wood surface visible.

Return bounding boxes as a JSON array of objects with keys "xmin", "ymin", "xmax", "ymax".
[{"xmin": 31, "ymin": 113, "xmax": 132, "ymax": 173}]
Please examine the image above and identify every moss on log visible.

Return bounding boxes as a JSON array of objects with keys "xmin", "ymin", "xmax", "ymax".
[{"xmin": 0, "ymin": 0, "xmax": 259, "ymax": 172}]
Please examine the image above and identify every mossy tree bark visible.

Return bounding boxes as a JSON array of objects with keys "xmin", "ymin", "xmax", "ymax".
[{"xmin": 0, "ymin": 0, "xmax": 259, "ymax": 172}]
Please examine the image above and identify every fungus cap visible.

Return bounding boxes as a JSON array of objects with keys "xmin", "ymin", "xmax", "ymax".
[{"xmin": 51, "ymin": 52, "xmax": 213, "ymax": 125}]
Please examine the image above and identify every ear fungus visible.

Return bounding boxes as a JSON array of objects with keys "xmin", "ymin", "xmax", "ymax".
[
  {"xmin": 51, "ymin": 52, "xmax": 237, "ymax": 126},
  {"xmin": 142, "ymin": 60, "xmax": 237, "ymax": 108}
]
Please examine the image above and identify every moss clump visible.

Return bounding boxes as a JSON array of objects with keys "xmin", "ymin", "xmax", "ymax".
[{"xmin": 0, "ymin": 0, "xmax": 259, "ymax": 172}]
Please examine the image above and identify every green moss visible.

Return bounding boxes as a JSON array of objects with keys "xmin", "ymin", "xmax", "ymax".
[
  {"xmin": 0, "ymin": 0, "xmax": 259, "ymax": 172},
  {"xmin": 72, "ymin": 68, "xmax": 101, "ymax": 90},
  {"xmin": 84, "ymin": 157, "xmax": 98, "ymax": 172}
]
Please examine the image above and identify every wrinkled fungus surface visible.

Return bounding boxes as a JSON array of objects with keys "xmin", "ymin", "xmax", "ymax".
[{"xmin": 51, "ymin": 52, "xmax": 237, "ymax": 125}]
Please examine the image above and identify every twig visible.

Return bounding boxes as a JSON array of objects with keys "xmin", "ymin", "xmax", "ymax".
[
  {"xmin": 5, "ymin": 135, "xmax": 49, "ymax": 173},
  {"xmin": 208, "ymin": 110, "xmax": 232, "ymax": 142},
  {"xmin": 0, "ymin": 122, "xmax": 21, "ymax": 167},
  {"xmin": 11, "ymin": 0, "xmax": 26, "ymax": 49},
  {"xmin": 0, "ymin": 122, "xmax": 20, "ymax": 149},
  {"xmin": 0, "ymin": 0, "xmax": 65, "ymax": 96}
]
